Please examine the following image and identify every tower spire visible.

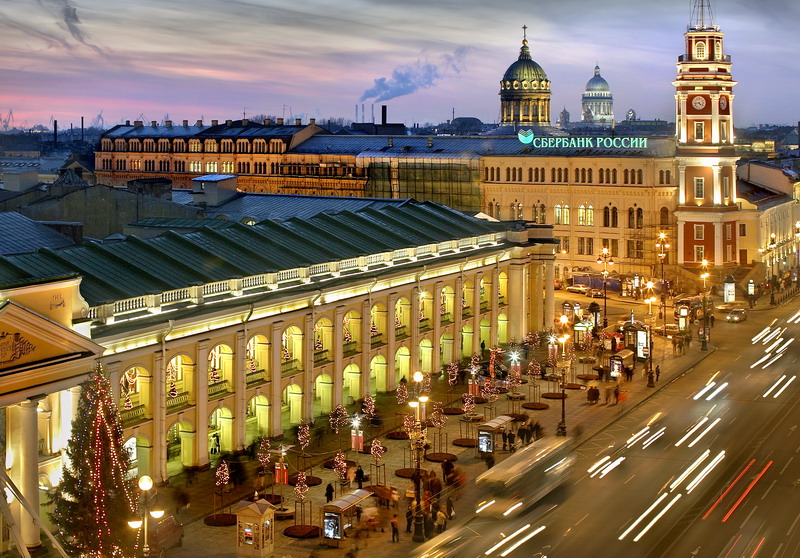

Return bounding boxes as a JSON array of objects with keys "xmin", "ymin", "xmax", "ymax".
[
  {"xmin": 522, "ymin": 25, "xmax": 527, "ymax": 42},
  {"xmin": 690, "ymin": 0, "xmax": 715, "ymax": 30}
]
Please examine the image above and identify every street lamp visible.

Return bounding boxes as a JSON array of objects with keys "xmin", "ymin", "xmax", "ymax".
[
  {"xmin": 596, "ymin": 247, "xmax": 614, "ymax": 328},
  {"xmin": 556, "ymin": 334, "xmax": 570, "ymax": 436},
  {"xmin": 408, "ymin": 371, "xmax": 429, "ymax": 543},
  {"xmin": 655, "ymin": 233, "xmax": 670, "ymax": 322},
  {"xmin": 128, "ymin": 475, "xmax": 164, "ymax": 558},
  {"xmin": 700, "ymin": 259, "xmax": 710, "ymax": 351},
  {"xmin": 645, "ymin": 283, "xmax": 657, "ymax": 388}
]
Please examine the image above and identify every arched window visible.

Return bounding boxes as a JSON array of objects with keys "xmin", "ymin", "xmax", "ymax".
[
  {"xmin": 612, "ymin": 169, "xmax": 617, "ymax": 183},
  {"xmin": 563, "ymin": 205, "xmax": 570, "ymax": 225},
  {"xmin": 636, "ymin": 208, "xmax": 644, "ymax": 228},
  {"xmin": 518, "ymin": 167, "xmax": 523, "ymax": 181},
  {"xmin": 495, "ymin": 203, "xmax": 502, "ymax": 220},
  {"xmin": 581, "ymin": 168, "xmax": 587, "ymax": 183},
  {"xmin": 551, "ymin": 168, "xmax": 556, "ymax": 182},
  {"xmin": 484, "ymin": 167, "xmax": 489, "ymax": 181},
  {"xmin": 579, "ymin": 205, "xmax": 587, "ymax": 226},
  {"xmin": 628, "ymin": 207, "xmax": 635, "ymax": 228},
  {"xmin": 599, "ymin": 170, "xmax": 605, "ymax": 184},
  {"xmin": 534, "ymin": 168, "xmax": 539, "ymax": 182},
  {"xmin": 603, "ymin": 206, "xmax": 610, "ymax": 227},
  {"xmin": 528, "ymin": 168, "xmax": 533, "ymax": 182},
  {"xmin": 575, "ymin": 168, "xmax": 580, "ymax": 183},
  {"xmin": 557, "ymin": 168, "xmax": 563, "ymax": 182},
  {"xmin": 506, "ymin": 167, "xmax": 511, "ymax": 181},
  {"xmin": 714, "ymin": 41, "xmax": 722, "ymax": 60},
  {"xmin": 611, "ymin": 207, "xmax": 618, "ymax": 228},
  {"xmin": 510, "ymin": 203, "xmax": 516, "ymax": 217},
  {"xmin": 532, "ymin": 204, "xmax": 538, "ymax": 223},
  {"xmin": 588, "ymin": 169, "xmax": 593, "ymax": 183},
  {"xmin": 517, "ymin": 203, "xmax": 524, "ymax": 219},
  {"xmin": 488, "ymin": 202, "xmax": 494, "ymax": 217},
  {"xmin": 637, "ymin": 169, "xmax": 643, "ymax": 184},
  {"xmin": 539, "ymin": 204, "xmax": 546, "ymax": 224},
  {"xmin": 554, "ymin": 204, "xmax": 562, "ymax": 225},
  {"xmin": 586, "ymin": 205, "xmax": 594, "ymax": 226},
  {"xmin": 624, "ymin": 169, "xmax": 630, "ymax": 184},
  {"xmin": 665, "ymin": 170, "xmax": 671, "ymax": 184},
  {"xmin": 660, "ymin": 207, "xmax": 670, "ymax": 225},
  {"xmin": 659, "ymin": 170, "xmax": 664, "ymax": 184},
  {"xmin": 695, "ymin": 41, "xmax": 707, "ymax": 60}
]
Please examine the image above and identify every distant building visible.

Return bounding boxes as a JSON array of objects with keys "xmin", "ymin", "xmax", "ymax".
[
  {"xmin": 499, "ymin": 29, "xmax": 551, "ymax": 127},
  {"xmin": 581, "ymin": 65, "xmax": 614, "ymax": 126}
]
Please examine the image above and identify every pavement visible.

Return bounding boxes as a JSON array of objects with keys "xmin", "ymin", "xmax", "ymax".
[{"xmin": 160, "ymin": 293, "xmax": 730, "ymax": 558}]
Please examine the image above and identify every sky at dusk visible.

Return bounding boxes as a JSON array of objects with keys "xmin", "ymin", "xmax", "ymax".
[{"xmin": 1, "ymin": 0, "xmax": 798, "ymax": 130}]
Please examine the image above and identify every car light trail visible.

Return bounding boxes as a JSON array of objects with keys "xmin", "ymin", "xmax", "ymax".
[
  {"xmin": 587, "ymin": 456, "xmax": 611, "ymax": 474},
  {"xmin": 670, "ymin": 450, "xmax": 710, "ymax": 491},
  {"xmin": 641, "ymin": 427, "xmax": 666, "ymax": 449},
  {"xmin": 597, "ymin": 457, "xmax": 625, "ymax": 478},
  {"xmin": 705, "ymin": 382, "xmax": 728, "ymax": 401},
  {"xmin": 476, "ymin": 499, "xmax": 496, "ymax": 514},
  {"xmin": 693, "ymin": 382, "xmax": 717, "ymax": 400},
  {"xmin": 618, "ymin": 493, "xmax": 669, "ymax": 540},
  {"xmin": 772, "ymin": 375, "xmax": 796, "ymax": 398},
  {"xmin": 776, "ymin": 338, "xmax": 795, "ymax": 353},
  {"xmin": 749, "ymin": 537, "xmax": 766, "ymax": 558},
  {"xmin": 499, "ymin": 525, "xmax": 545, "ymax": 557},
  {"xmin": 751, "ymin": 328, "xmax": 770, "ymax": 343},
  {"xmin": 688, "ymin": 418, "xmax": 722, "ymax": 447},
  {"xmin": 632, "ymin": 494, "xmax": 683, "ymax": 542},
  {"xmin": 703, "ymin": 459, "xmax": 756, "ymax": 520},
  {"xmin": 787, "ymin": 311, "xmax": 800, "ymax": 324},
  {"xmin": 721, "ymin": 461, "xmax": 773, "ymax": 523},
  {"xmin": 626, "ymin": 427, "xmax": 651, "ymax": 448},
  {"xmin": 750, "ymin": 354, "xmax": 771, "ymax": 369},
  {"xmin": 764, "ymin": 338, "xmax": 783, "ymax": 354},
  {"xmin": 502, "ymin": 502, "xmax": 523, "ymax": 517},
  {"xmin": 762, "ymin": 376, "xmax": 787, "ymax": 398},
  {"xmin": 544, "ymin": 457, "xmax": 566, "ymax": 473},
  {"xmin": 675, "ymin": 417, "xmax": 709, "ymax": 446},
  {"xmin": 484, "ymin": 523, "xmax": 530, "ymax": 555},
  {"xmin": 762, "ymin": 352, "xmax": 785, "ymax": 369},
  {"xmin": 686, "ymin": 451, "xmax": 726, "ymax": 493},
  {"xmin": 761, "ymin": 328, "xmax": 781, "ymax": 345}
]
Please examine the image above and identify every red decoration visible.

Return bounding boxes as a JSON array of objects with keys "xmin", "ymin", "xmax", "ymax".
[{"xmin": 274, "ymin": 463, "xmax": 289, "ymax": 485}]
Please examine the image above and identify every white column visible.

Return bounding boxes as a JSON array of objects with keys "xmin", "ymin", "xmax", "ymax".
[
  {"xmin": 678, "ymin": 164, "xmax": 687, "ymax": 205},
  {"xmin": 411, "ymin": 288, "xmax": 420, "ymax": 372},
  {"xmin": 269, "ymin": 322, "xmax": 284, "ymax": 437},
  {"xmin": 712, "ymin": 165, "xmax": 722, "ymax": 205},
  {"xmin": 360, "ymin": 300, "xmax": 371, "ymax": 400},
  {"xmin": 544, "ymin": 260, "xmax": 555, "ymax": 328},
  {"xmin": 19, "ymin": 400, "xmax": 41, "ymax": 549},
  {"xmin": 195, "ymin": 341, "xmax": 210, "ymax": 466},
  {"xmin": 153, "ymin": 352, "xmax": 167, "ymax": 484},
  {"xmin": 714, "ymin": 222, "xmax": 724, "ymax": 265},
  {"xmin": 490, "ymin": 268, "xmax": 499, "ymax": 347},
  {"xmin": 234, "ymin": 331, "xmax": 247, "ymax": 450},
  {"xmin": 531, "ymin": 262, "xmax": 543, "ymax": 332},
  {"xmin": 387, "ymin": 293, "xmax": 397, "ymax": 390},
  {"xmin": 303, "ymin": 314, "xmax": 314, "ymax": 422},
  {"xmin": 508, "ymin": 262, "xmax": 525, "ymax": 342},
  {"xmin": 678, "ymin": 95, "xmax": 688, "ymax": 143},
  {"xmin": 432, "ymin": 281, "xmax": 443, "ymax": 373},
  {"xmin": 711, "ymin": 95, "xmax": 720, "ymax": 144},
  {"xmin": 333, "ymin": 306, "xmax": 345, "ymax": 406},
  {"xmin": 677, "ymin": 221, "xmax": 686, "ymax": 265},
  {"xmin": 453, "ymin": 277, "xmax": 463, "ymax": 360}
]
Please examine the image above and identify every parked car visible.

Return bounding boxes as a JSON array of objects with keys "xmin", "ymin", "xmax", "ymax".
[
  {"xmin": 148, "ymin": 514, "xmax": 184, "ymax": 556},
  {"xmin": 566, "ymin": 285, "xmax": 589, "ymax": 294},
  {"xmin": 715, "ymin": 301, "xmax": 747, "ymax": 313},
  {"xmin": 587, "ymin": 288, "xmax": 604, "ymax": 298},
  {"xmin": 726, "ymin": 309, "xmax": 747, "ymax": 322},
  {"xmin": 655, "ymin": 323, "xmax": 681, "ymax": 336}
]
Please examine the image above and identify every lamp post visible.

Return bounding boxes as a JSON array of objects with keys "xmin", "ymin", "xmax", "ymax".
[
  {"xmin": 556, "ymin": 333, "xmax": 570, "ymax": 436},
  {"xmin": 408, "ymin": 371, "xmax": 429, "ymax": 543},
  {"xmin": 596, "ymin": 247, "xmax": 615, "ymax": 328},
  {"xmin": 655, "ymin": 232, "xmax": 670, "ymax": 323},
  {"xmin": 645, "ymin": 282, "xmax": 656, "ymax": 388},
  {"xmin": 700, "ymin": 259, "xmax": 710, "ymax": 351},
  {"xmin": 128, "ymin": 475, "xmax": 164, "ymax": 558}
]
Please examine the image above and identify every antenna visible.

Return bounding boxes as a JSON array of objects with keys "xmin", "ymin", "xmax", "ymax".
[
  {"xmin": 242, "ymin": 107, "xmax": 251, "ymax": 119},
  {"xmin": 690, "ymin": 0, "xmax": 715, "ymax": 29}
]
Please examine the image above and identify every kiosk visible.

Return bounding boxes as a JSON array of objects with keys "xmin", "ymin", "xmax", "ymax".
[
  {"xmin": 477, "ymin": 415, "xmax": 515, "ymax": 455},
  {"xmin": 320, "ymin": 489, "xmax": 374, "ymax": 548},
  {"xmin": 234, "ymin": 499, "xmax": 276, "ymax": 558}
]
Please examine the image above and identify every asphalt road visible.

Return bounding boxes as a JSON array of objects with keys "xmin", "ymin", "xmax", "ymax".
[{"xmin": 418, "ymin": 301, "xmax": 800, "ymax": 558}]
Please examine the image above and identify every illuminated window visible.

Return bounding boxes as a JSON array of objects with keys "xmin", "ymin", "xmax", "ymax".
[
  {"xmin": 723, "ymin": 176, "xmax": 730, "ymax": 198},
  {"xmin": 694, "ymin": 121, "xmax": 705, "ymax": 141},
  {"xmin": 694, "ymin": 225, "xmax": 704, "ymax": 240},
  {"xmin": 695, "ymin": 41, "xmax": 707, "ymax": 60},
  {"xmin": 563, "ymin": 205, "xmax": 570, "ymax": 225},
  {"xmin": 694, "ymin": 245, "xmax": 704, "ymax": 262},
  {"xmin": 190, "ymin": 161, "xmax": 202, "ymax": 173},
  {"xmin": 714, "ymin": 41, "xmax": 722, "ymax": 60},
  {"xmin": 694, "ymin": 177, "xmax": 705, "ymax": 199}
]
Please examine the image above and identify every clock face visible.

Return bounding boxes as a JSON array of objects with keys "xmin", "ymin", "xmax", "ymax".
[
  {"xmin": 692, "ymin": 96, "xmax": 707, "ymax": 110},
  {"xmin": 719, "ymin": 96, "xmax": 728, "ymax": 110}
]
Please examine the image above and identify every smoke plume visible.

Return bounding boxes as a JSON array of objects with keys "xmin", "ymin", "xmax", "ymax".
[{"xmin": 360, "ymin": 46, "xmax": 470, "ymax": 103}]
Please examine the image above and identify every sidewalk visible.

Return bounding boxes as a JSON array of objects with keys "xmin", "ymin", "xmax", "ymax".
[{"xmin": 159, "ymin": 331, "xmax": 717, "ymax": 558}]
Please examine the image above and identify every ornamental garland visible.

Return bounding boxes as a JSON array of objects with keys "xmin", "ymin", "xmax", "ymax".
[
  {"xmin": 294, "ymin": 472, "xmax": 308, "ymax": 501},
  {"xmin": 370, "ymin": 438, "xmax": 386, "ymax": 464},
  {"xmin": 361, "ymin": 395, "xmax": 375, "ymax": 419},
  {"xmin": 297, "ymin": 423, "xmax": 310, "ymax": 452},
  {"xmin": 422, "ymin": 372, "xmax": 432, "ymax": 394},
  {"xmin": 370, "ymin": 320, "xmax": 378, "ymax": 335},
  {"xmin": 462, "ymin": 393, "xmax": 475, "ymax": 415},
  {"xmin": 209, "ymin": 366, "xmax": 220, "ymax": 384},
  {"xmin": 257, "ymin": 438, "xmax": 272, "ymax": 469},
  {"xmin": 166, "ymin": 362, "xmax": 178, "ymax": 399},
  {"xmin": 481, "ymin": 378, "xmax": 499, "ymax": 403},
  {"xmin": 329, "ymin": 405, "xmax": 349, "ymax": 435},
  {"xmin": 527, "ymin": 360, "xmax": 541, "ymax": 377},
  {"xmin": 333, "ymin": 451, "xmax": 348, "ymax": 482},
  {"xmin": 429, "ymin": 401, "xmax": 446, "ymax": 427},
  {"xmin": 216, "ymin": 460, "xmax": 230, "ymax": 487},
  {"xmin": 395, "ymin": 381, "xmax": 408, "ymax": 405},
  {"xmin": 447, "ymin": 362, "xmax": 459, "ymax": 386}
]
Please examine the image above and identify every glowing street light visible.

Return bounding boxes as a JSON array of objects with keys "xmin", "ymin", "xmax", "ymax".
[{"xmin": 128, "ymin": 475, "xmax": 164, "ymax": 558}]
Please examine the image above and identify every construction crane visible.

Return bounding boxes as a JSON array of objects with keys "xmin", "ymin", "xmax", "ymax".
[
  {"xmin": 90, "ymin": 109, "xmax": 105, "ymax": 129},
  {"xmin": 1, "ymin": 108, "xmax": 13, "ymax": 130}
]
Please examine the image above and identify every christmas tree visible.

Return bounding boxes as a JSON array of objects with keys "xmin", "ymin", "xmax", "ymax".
[{"xmin": 48, "ymin": 364, "xmax": 138, "ymax": 557}]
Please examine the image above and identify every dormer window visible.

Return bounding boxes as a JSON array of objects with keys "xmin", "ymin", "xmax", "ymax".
[
  {"xmin": 714, "ymin": 41, "xmax": 722, "ymax": 60},
  {"xmin": 694, "ymin": 41, "xmax": 707, "ymax": 60}
]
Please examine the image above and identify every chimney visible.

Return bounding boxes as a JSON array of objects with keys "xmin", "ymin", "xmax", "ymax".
[
  {"xmin": 165, "ymin": 120, "xmax": 172, "ymax": 127},
  {"xmin": 381, "ymin": 105, "xmax": 387, "ymax": 125},
  {"xmin": 388, "ymin": 137, "xmax": 393, "ymax": 148},
  {"xmin": 182, "ymin": 120, "xmax": 189, "ymax": 127},
  {"xmin": 53, "ymin": 119, "xmax": 58, "ymax": 146},
  {"xmin": 355, "ymin": 104, "xmax": 358, "ymax": 123},
  {"xmin": 195, "ymin": 120, "xmax": 203, "ymax": 126},
  {"xmin": 265, "ymin": 118, "xmax": 271, "ymax": 125},
  {"xmin": 134, "ymin": 120, "xmax": 143, "ymax": 128},
  {"xmin": 125, "ymin": 120, "xmax": 130, "ymax": 126},
  {"xmin": 295, "ymin": 118, "xmax": 301, "ymax": 125},
  {"xmin": 309, "ymin": 118, "xmax": 315, "ymax": 125},
  {"xmin": 81, "ymin": 116, "xmax": 84, "ymax": 142},
  {"xmin": 226, "ymin": 119, "xmax": 232, "ymax": 126},
  {"xmin": 277, "ymin": 118, "xmax": 284, "ymax": 125},
  {"xmin": 242, "ymin": 119, "xmax": 249, "ymax": 126},
  {"xmin": 371, "ymin": 104, "xmax": 375, "ymax": 124},
  {"xmin": 211, "ymin": 119, "xmax": 218, "ymax": 126},
  {"xmin": 151, "ymin": 120, "xmax": 157, "ymax": 127}
]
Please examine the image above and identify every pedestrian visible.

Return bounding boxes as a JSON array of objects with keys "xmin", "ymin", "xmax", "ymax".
[
  {"xmin": 355, "ymin": 505, "xmax": 363, "ymax": 524},
  {"xmin": 185, "ymin": 466, "xmax": 196, "ymax": 487},
  {"xmin": 501, "ymin": 427, "xmax": 508, "ymax": 451},
  {"xmin": 175, "ymin": 488, "xmax": 190, "ymax": 514},
  {"xmin": 710, "ymin": 314, "xmax": 716, "ymax": 327},
  {"xmin": 424, "ymin": 510, "xmax": 435, "ymax": 539},
  {"xmin": 671, "ymin": 336, "xmax": 677, "ymax": 355},
  {"xmin": 325, "ymin": 483, "xmax": 334, "ymax": 503},
  {"xmin": 597, "ymin": 367, "xmax": 605, "ymax": 382},
  {"xmin": 446, "ymin": 497, "xmax": 456, "ymax": 521},
  {"xmin": 441, "ymin": 458, "xmax": 454, "ymax": 483},
  {"xmin": 655, "ymin": 365, "xmax": 661, "ymax": 382},
  {"xmin": 355, "ymin": 465, "xmax": 365, "ymax": 489},
  {"xmin": 347, "ymin": 466, "xmax": 356, "ymax": 488},
  {"xmin": 613, "ymin": 384, "xmax": 620, "ymax": 405},
  {"xmin": 517, "ymin": 423, "xmax": 528, "ymax": 445},
  {"xmin": 485, "ymin": 454, "xmax": 495, "ymax": 469},
  {"xmin": 507, "ymin": 429, "xmax": 516, "ymax": 452},
  {"xmin": 435, "ymin": 507, "xmax": 447, "ymax": 533},
  {"xmin": 480, "ymin": 339, "xmax": 486, "ymax": 356},
  {"xmin": 604, "ymin": 387, "xmax": 612, "ymax": 404},
  {"xmin": 390, "ymin": 514, "xmax": 400, "ymax": 542},
  {"xmin": 211, "ymin": 432, "xmax": 220, "ymax": 454},
  {"xmin": 405, "ymin": 505, "xmax": 413, "ymax": 533},
  {"xmin": 532, "ymin": 421, "xmax": 543, "ymax": 440}
]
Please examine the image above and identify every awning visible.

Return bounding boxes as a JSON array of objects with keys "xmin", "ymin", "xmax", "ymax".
[
  {"xmin": 478, "ymin": 415, "xmax": 515, "ymax": 432},
  {"xmin": 321, "ymin": 489, "xmax": 373, "ymax": 514}
]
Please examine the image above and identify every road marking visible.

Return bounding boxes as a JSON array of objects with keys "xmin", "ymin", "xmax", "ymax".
[
  {"xmin": 739, "ymin": 505, "xmax": 758, "ymax": 529},
  {"xmin": 624, "ymin": 474, "xmax": 636, "ymax": 485},
  {"xmin": 780, "ymin": 456, "xmax": 793, "ymax": 475},
  {"xmin": 734, "ymin": 355, "xmax": 742, "ymax": 361},
  {"xmin": 787, "ymin": 513, "xmax": 800, "ymax": 536},
  {"xmin": 761, "ymin": 480, "xmax": 776, "ymax": 500}
]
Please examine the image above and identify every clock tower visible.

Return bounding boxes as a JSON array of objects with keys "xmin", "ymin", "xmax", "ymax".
[{"xmin": 673, "ymin": 0, "xmax": 741, "ymax": 268}]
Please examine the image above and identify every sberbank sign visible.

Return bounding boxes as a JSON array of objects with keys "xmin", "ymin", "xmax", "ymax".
[{"xmin": 517, "ymin": 129, "xmax": 648, "ymax": 149}]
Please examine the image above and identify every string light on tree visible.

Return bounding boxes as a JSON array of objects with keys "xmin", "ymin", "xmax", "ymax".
[
  {"xmin": 257, "ymin": 438, "xmax": 272, "ymax": 469},
  {"xmin": 430, "ymin": 401, "xmax": 446, "ymax": 427},
  {"xmin": 297, "ymin": 424, "xmax": 310, "ymax": 452},
  {"xmin": 462, "ymin": 393, "xmax": 475, "ymax": 416},
  {"xmin": 370, "ymin": 438, "xmax": 386, "ymax": 463},
  {"xmin": 333, "ymin": 451, "xmax": 348, "ymax": 482},
  {"xmin": 166, "ymin": 361, "xmax": 178, "ymax": 399},
  {"xmin": 329, "ymin": 404, "xmax": 349, "ymax": 435},
  {"xmin": 396, "ymin": 381, "xmax": 408, "ymax": 405},
  {"xmin": 294, "ymin": 472, "xmax": 308, "ymax": 501},
  {"xmin": 447, "ymin": 362, "xmax": 459, "ymax": 386},
  {"xmin": 361, "ymin": 395, "xmax": 375, "ymax": 419},
  {"xmin": 216, "ymin": 460, "xmax": 230, "ymax": 487}
]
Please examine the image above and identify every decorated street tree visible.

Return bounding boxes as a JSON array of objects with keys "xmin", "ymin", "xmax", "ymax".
[
  {"xmin": 361, "ymin": 395, "xmax": 375, "ymax": 420},
  {"xmin": 396, "ymin": 381, "xmax": 408, "ymax": 405},
  {"xmin": 48, "ymin": 364, "xmax": 138, "ymax": 558},
  {"xmin": 447, "ymin": 362, "xmax": 459, "ymax": 386}
]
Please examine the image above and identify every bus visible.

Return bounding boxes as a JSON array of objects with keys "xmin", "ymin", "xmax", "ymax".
[{"xmin": 473, "ymin": 437, "xmax": 576, "ymax": 518}]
